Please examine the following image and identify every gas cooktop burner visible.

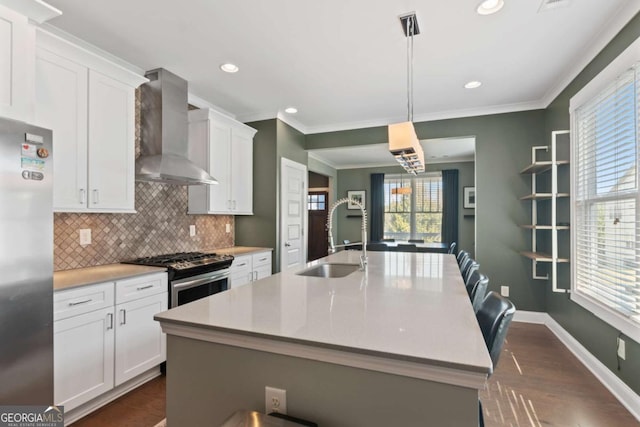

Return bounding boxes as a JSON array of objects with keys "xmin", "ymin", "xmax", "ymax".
[{"xmin": 122, "ymin": 251, "xmax": 233, "ymax": 272}]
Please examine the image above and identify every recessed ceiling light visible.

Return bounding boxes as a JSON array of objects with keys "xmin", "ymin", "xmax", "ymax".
[
  {"xmin": 220, "ymin": 63, "xmax": 239, "ymax": 73},
  {"xmin": 464, "ymin": 81, "xmax": 482, "ymax": 89},
  {"xmin": 284, "ymin": 107, "xmax": 298, "ymax": 114},
  {"xmin": 477, "ymin": 0, "xmax": 504, "ymax": 15}
]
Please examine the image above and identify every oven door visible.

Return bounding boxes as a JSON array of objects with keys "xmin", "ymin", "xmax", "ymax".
[{"xmin": 171, "ymin": 269, "xmax": 229, "ymax": 308}]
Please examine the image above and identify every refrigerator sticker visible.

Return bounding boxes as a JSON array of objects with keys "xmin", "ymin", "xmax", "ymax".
[
  {"xmin": 21, "ymin": 157, "xmax": 45, "ymax": 171},
  {"xmin": 21, "ymin": 143, "xmax": 37, "ymax": 158}
]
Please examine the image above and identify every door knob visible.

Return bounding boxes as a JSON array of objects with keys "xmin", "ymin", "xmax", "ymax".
[{"xmin": 284, "ymin": 242, "xmax": 291, "ymax": 247}]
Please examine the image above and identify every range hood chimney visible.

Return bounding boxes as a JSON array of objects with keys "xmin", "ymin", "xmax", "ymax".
[{"xmin": 137, "ymin": 68, "xmax": 218, "ymax": 185}]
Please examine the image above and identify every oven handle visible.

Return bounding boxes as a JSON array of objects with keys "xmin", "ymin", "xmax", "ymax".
[{"xmin": 172, "ymin": 271, "xmax": 230, "ymax": 291}]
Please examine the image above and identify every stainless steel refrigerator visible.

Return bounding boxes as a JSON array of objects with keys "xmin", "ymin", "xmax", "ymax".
[{"xmin": 0, "ymin": 117, "xmax": 53, "ymax": 404}]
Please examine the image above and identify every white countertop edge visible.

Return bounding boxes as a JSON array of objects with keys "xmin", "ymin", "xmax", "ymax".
[{"xmin": 160, "ymin": 322, "xmax": 488, "ymax": 390}]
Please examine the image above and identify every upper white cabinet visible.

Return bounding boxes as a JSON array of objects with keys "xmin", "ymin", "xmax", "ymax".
[
  {"xmin": 0, "ymin": 4, "xmax": 32, "ymax": 122},
  {"xmin": 188, "ymin": 108, "xmax": 257, "ymax": 215},
  {"xmin": 35, "ymin": 29, "xmax": 146, "ymax": 212},
  {"xmin": 0, "ymin": 1, "xmax": 61, "ymax": 122}
]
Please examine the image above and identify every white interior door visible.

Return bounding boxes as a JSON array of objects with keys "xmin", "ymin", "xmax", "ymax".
[{"xmin": 280, "ymin": 158, "xmax": 307, "ymax": 272}]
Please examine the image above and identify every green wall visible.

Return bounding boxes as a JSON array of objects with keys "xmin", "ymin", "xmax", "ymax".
[
  {"xmin": 335, "ymin": 162, "xmax": 475, "ymax": 257},
  {"xmin": 236, "ymin": 119, "xmax": 307, "ymax": 273},
  {"xmin": 308, "ymin": 111, "xmax": 548, "ymax": 312},
  {"xmin": 544, "ymin": 12, "xmax": 640, "ymax": 395}
]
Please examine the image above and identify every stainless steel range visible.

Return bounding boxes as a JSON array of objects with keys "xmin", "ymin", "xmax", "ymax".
[{"xmin": 122, "ymin": 252, "xmax": 233, "ymax": 308}]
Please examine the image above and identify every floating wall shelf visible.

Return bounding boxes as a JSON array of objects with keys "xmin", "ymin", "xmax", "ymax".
[{"xmin": 520, "ymin": 130, "xmax": 570, "ymax": 293}]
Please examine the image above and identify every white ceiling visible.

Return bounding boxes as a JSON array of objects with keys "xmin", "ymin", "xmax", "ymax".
[
  {"xmin": 309, "ymin": 138, "xmax": 475, "ymax": 169},
  {"xmin": 44, "ymin": 0, "xmax": 639, "ymax": 136}
]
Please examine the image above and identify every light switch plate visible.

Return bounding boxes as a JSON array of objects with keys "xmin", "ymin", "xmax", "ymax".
[
  {"xmin": 79, "ymin": 229, "xmax": 91, "ymax": 246},
  {"xmin": 618, "ymin": 337, "xmax": 626, "ymax": 360},
  {"xmin": 500, "ymin": 286, "xmax": 509, "ymax": 297},
  {"xmin": 226, "ymin": 223, "xmax": 231, "ymax": 233},
  {"xmin": 189, "ymin": 225, "xmax": 196, "ymax": 237}
]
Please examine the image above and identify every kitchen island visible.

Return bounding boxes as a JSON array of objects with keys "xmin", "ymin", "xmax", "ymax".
[{"xmin": 155, "ymin": 251, "xmax": 492, "ymax": 426}]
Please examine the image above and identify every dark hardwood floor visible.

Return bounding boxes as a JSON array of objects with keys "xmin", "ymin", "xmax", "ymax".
[
  {"xmin": 70, "ymin": 375, "xmax": 165, "ymax": 427},
  {"xmin": 71, "ymin": 323, "xmax": 639, "ymax": 427},
  {"xmin": 480, "ymin": 322, "xmax": 639, "ymax": 427}
]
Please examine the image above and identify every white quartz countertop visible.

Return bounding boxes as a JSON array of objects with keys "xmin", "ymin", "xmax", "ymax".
[
  {"xmin": 54, "ymin": 264, "xmax": 167, "ymax": 291},
  {"xmin": 214, "ymin": 246, "xmax": 273, "ymax": 256},
  {"xmin": 155, "ymin": 251, "xmax": 492, "ymax": 376}
]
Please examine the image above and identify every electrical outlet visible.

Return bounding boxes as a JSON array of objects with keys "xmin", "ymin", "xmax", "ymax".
[
  {"xmin": 79, "ymin": 229, "xmax": 91, "ymax": 246},
  {"xmin": 265, "ymin": 386, "xmax": 287, "ymax": 414},
  {"xmin": 500, "ymin": 286, "xmax": 509, "ymax": 297},
  {"xmin": 618, "ymin": 337, "xmax": 626, "ymax": 360},
  {"xmin": 225, "ymin": 223, "xmax": 231, "ymax": 233},
  {"xmin": 189, "ymin": 225, "xmax": 196, "ymax": 237}
]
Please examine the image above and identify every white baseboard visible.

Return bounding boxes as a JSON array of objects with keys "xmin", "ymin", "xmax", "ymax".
[
  {"xmin": 64, "ymin": 367, "xmax": 162, "ymax": 426},
  {"xmin": 515, "ymin": 311, "xmax": 640, "ymax": 422}
]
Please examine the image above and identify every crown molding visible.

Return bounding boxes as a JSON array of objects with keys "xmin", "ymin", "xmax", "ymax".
[
  {"xmin": 540, "ymin": 1, "xmax": 640, "ymax": 107},
  {"xmin": 187, "ymin": 94, "xmax": 236, "ymax": 119},
  {"xmin": 303, "ymin": 100, "xmax": 544, "ymax": 135},
  {"xmin": 276, "ymin": 112, "xmax": 308, "ymax": 134},
  {"xmin": 307, "ymin": 151, "xmax": 339, "ymax": 169},
  {"xmin": 0, "ymin": 0, "xmax": 61, "ymax": 23}
]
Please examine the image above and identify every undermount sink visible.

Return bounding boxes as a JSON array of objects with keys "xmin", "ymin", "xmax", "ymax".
[{"xmin": 296, "ymin": 263, "xmax": 360, "ymax": 278}]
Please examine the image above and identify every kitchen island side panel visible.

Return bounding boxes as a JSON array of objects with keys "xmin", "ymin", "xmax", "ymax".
[{"xmin": 166, "ymin": 335, "xmax": 478, "ymax": 427}]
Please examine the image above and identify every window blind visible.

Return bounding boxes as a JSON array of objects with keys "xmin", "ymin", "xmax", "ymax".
[{"xmin": 573, "ymin": 66, "xmax": 640, "ymax": 325}]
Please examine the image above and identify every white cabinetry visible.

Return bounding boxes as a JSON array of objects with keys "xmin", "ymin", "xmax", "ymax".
[
  {"xmin": 0, "ymin": 4, "xmax": 33, "ymax": 122},
  {"xmin": 53, "ymin": 273, "xmax": 167, "ymax": 412},
  {"xmin": 230, "ymin": 251, "xmax": 272, "ymax": 288},
  {"xmin": 35, "ymin": 29, "xmax": 146, "ymax": 212},
  {"xmin": 53, "ymin": 282, "xmax": 115, "ymax": 411},
  {"xmin": 114, "ymin": 274, "xmax": 167, "ymax": 386},
  {"xmin": 188, "ymin": 108, "xmax": 257, "ymax": 215}
]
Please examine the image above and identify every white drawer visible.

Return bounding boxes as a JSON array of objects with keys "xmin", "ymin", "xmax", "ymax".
[
  {"xmin": 231, "ymin": 255, "xmax": 252, "ymax": 274},
  {"xmin": 115, "ymin": 272, "xmax": 167, "ymax": 305},
  {"xmin": 252, "ymin": 251, "xmax": 272, "ymax": 268},
  {"xmin": 54, "ymin": 282, "xmax": 114, "ymax": 321}
]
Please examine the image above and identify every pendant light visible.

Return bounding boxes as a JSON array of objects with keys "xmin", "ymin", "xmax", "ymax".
[
  {"xmin": 391, "ymin": 173, "xmax": 412, "ymax": 195},
  {"xmin": 388, "ymin": 12, "xmax": 425, "ymax": 175}
]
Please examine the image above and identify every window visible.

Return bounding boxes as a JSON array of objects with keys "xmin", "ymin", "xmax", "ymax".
[
  {"xmin": 570, "ymin": 42, "xmax": 640, "ymax": 342},
  {"xmin": 383, "ymin": 173, "xmax": 442, "ymax": 241},
  {"xmin": 307, "ymin": 193, "xmax": 326, "ymax": 211}
]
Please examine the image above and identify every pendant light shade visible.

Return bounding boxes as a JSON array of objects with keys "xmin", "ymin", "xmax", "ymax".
[
  {"xmin": 389, "ymin": 12, "xmax": 425, "ymax": 175},
  {"xmin": 389, "ymin": 121, "xmax": 425, "ymax": 174}
]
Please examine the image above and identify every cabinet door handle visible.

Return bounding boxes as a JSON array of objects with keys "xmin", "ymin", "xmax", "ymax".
[
  {"xmin": 68, "ymin": 298, "xmax": 92, "ymax": 306},
  {"xmin": 79, "ymin": 189, "xmax": 86, "ymax": 204},
  {"xmin": 92, "ymin": 189, "xmax": 99, "ymax": 204},
  {"xmin": 237, "ymin": 262, "xmax": 247, "ymax": 267},
  {"xmin": 107, "ymin": 313, "xmax": 113, "ymax": 330},
  {"xmin": 233, "ymin": 200, "xmax": 237, "ymax": 210},
  {"xmin": 259, "ymin": 257, "xmax": 267, "ymax": 262},
  {"xmin": 228, "ymin": 200, "xmax": 232, "ymax": 209},
  {"xmin": 253, "ymin": 271, "xmax": 258, "ymax": 281},
  {"xmin": 136, "ymin": 285, "xmax": 154, "ymax": 291},
  {"xmin": 120, "ymin": 309, "xmax": 126, "ymax": 325}
]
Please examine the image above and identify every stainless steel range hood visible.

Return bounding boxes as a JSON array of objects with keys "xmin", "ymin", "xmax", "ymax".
[{"xmin": 137, "ymin": 68, "xmax": 218, "ymax": 185}]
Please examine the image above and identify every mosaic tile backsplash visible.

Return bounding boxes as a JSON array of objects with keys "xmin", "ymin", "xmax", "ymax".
[
  {"xmin": 54, "ymin": 183, "xmax": 234, "ymax": 270},
  {"xmin": 54, "ymin": 88, "xmax": 234, "ymax": 270}
]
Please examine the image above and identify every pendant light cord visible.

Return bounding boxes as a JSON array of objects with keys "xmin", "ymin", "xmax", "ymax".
[{"xmin": 406, "ymin": 18, "xmax": 413, "ymax": 122}]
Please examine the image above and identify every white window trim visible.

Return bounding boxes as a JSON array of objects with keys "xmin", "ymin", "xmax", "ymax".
[{"xmin": 569, "ymin": 35, "xmax": 640, "ymax": 344}]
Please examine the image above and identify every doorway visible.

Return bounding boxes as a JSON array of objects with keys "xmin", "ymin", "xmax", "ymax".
[
  {"xmin": 307, "ymin": 171, "xmax": 330, "ymax": 261},
  {"xmin": 307, "ymin": 191, "xmax": 328, "ymax": 261}
]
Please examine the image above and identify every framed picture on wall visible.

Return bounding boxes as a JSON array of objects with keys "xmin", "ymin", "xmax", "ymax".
[
  {"xmin": 463, "ymin": 187, "xmax": 476, "ymax": 209},
  {"xmin": 347, "ymin": 190, "xmax": 366, "ymax": 209}
]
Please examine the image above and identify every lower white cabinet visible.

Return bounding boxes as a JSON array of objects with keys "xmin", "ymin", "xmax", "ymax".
[
  {"xmin": 230, "ymin": 251, "xmax": 272, "ymax": 288},
  {"xmin": 54, "ymin": 306, "xmax": 115, "ymax": 411},
  {"xmin": 54, "ymin": 272, "xmax": 167, "ymax": 411}
]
